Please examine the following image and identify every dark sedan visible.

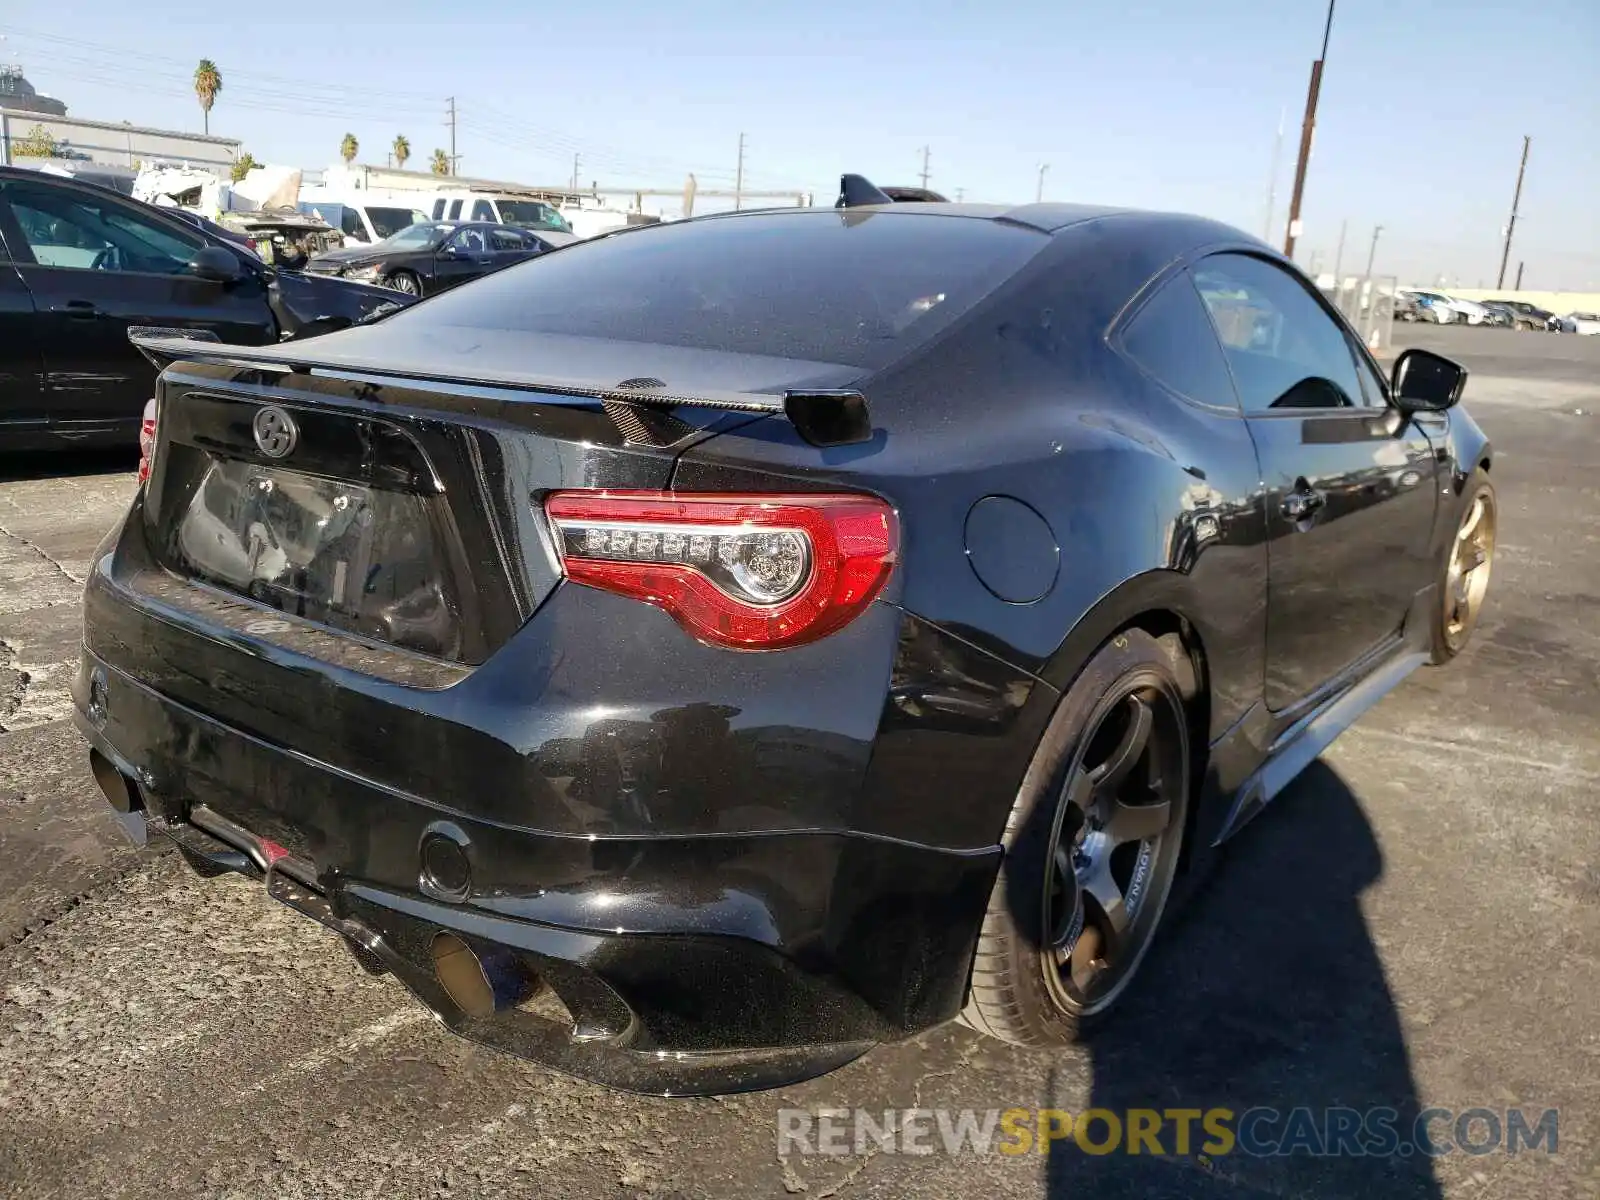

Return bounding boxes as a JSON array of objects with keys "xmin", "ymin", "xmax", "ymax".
[
  {"xmin": 1483, "ymin": 297, "xmax": 1558, "ymax": 331},
  {"xmin": 305, "ymin": 220, "xmax": 575, "ymax": 296},
  {"xmin": 75, "ymin": 181, "xmax": 1494, "ymax": 1095},
  {"xmin": 0, "ymin": 166, "xmax": 413, "ymax": 451}
]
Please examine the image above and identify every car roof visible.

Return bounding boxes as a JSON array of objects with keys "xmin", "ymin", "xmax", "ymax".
[{"xmin": 695, "ymin": 199, "xmax": 1135, "ymax": 235}]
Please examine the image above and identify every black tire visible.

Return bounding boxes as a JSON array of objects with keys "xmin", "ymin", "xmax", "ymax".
[
  {"xmin": 1430, "ymin": 471, "xmax": 1497, "ymax": 664},
  {"xmin": 388, "ymin": 270, "xmax": 422, "ymax": 297},
  {"xmin": 963, "ymin": 629, "xmax": 1192, "ymax": 1047}
]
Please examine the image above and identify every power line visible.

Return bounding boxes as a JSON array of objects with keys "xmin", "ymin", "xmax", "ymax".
[{"xmin": 7, "ymin": 28, "xmax": 769, "ymax": 186}]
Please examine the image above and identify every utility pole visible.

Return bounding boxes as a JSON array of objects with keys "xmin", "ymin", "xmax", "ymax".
[
  {"xmin": 1364, "ymin": 225, "xmax": 1383, "ymax": 278},
  {"xmin": 1496, "ymin": 135, "xmax": 1531, "ymax": 290},
  {"xmin": 918, "ymin": 145, "xmax": 931, "ymax": 190},
  {"xmin": 734, "ymin": 132, "xmax": 745, "ymax": 211},
  {"xmin": 1332, "ymin": 219, "xmax": 1348, "ymax": 281},
  {"xmin": 1036, "ymin": 163, "xmax": 1049, "ymax": 202},
  {"xmin": 570, "ymin": 153, "xmax": 581, "ymax": 194},
  {"xmin": 1283, "ymin": 0, "xmax": 1336, "ymax": 260},
  {"xmin": 1264, "ymin": 106, "xmax": 1286, "ymax": 241},
  {"xmin": 445, "ymin": 96, "xmax": 458, "ymax": 175},
  {"xmin": 1514, "ymin": 261, "xmax": 1525, "ymax": 289}
]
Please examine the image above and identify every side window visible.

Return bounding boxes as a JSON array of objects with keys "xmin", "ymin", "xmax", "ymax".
[
  {"xmin": 447, "ymin": 227, "xmax": 487, "ymax": 254},
  {"xmin": 489, "ymin": 228, "xmax": 531, "ymax": 252},
  {"xmin": 1117, "ymin": 271, "xmax": 1238, "ymax": 409},
  {"xmin": 447, "ymin": 200, "xmax": 463, "ymax": 219},
  {"xmin": 5, "ymin": 183, "xmax": 200, "ymax": 274},
  {"xmin": 470, "ymin": 200, "xmax": 495, "ymax": 222},
  {"xmin": 339, "ymin": 209, "xmax": 367, "ymax": 241},
  {"xmin": 1193, "ymin": 253, "xmax": 1366, "ymax": 412},
  {"xmin": 431, "ymin": 198, "xmax": 446, "ymax": 220}
]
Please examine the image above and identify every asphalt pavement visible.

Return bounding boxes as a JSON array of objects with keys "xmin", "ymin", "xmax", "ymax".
[{"xmin": 1, "ymin": 326, "xmax": 1596, "ymax": 1199}]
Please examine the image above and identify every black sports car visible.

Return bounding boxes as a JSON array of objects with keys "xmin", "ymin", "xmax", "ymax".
[
  {"xmin": 75, "ymin": 178, "xmax": 1494, "ymax": 1095},
  {"xmin": 305, "ymin": 220, "xmax": 576, "ymax": 296},
  {"xmin": 0, "ymin": 165, "xmax": 413, "ymax": 451}
]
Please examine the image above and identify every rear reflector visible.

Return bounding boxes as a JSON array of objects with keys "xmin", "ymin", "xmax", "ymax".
[
  {"xmin": 137, "ymin": 398, "xmax": 157, "ymax": 483},
  {"xmin": 544, "ymin": 491, "xmax": 897, "ymax": 649}
]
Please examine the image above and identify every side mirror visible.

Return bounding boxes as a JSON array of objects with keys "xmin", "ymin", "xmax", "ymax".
[
  {"xmin": 188, "ymin": 245, "xmax": 243, "ymax": 284},
  {"xmin": 1391, "ymin": 347, "xmax": 1466, "ymax": 412}
]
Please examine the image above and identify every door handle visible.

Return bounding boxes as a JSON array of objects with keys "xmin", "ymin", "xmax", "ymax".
[
  {"xmin": 64, "ymin": 299, "xmax": 102, "ymax": 319},
  {"xmin": 1281, "ymin": 488, "xmax": 1326, "ymax": 523}
]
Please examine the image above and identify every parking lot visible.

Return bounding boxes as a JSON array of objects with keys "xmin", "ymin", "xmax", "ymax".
[{"xmin": 1, "ymin": 326, "xmax": 1596, "ymax": 1199}]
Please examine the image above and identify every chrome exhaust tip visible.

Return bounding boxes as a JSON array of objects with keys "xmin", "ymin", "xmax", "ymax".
[
  {"xmin": 88, "ymin": 749, "xmax": 138, "ymax": 814},
  {"xmin": 429, "ymin": 933, "xmax": 538, "ymax": 1019}
]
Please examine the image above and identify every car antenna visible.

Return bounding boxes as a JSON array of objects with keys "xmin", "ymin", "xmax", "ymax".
[{"xmin": 836, "ymin": 174, "xmax": 894, "ymax": 209}]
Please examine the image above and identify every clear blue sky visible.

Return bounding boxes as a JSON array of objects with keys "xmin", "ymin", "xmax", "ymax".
[{"xmin": 5, "ymin": 0, "xmax": 1597, "ymax": 288}]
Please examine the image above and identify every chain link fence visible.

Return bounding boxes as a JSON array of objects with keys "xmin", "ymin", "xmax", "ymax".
[{"xmin": 1320, "ymin": 274, "xmax": 1399, "ymax": 353}]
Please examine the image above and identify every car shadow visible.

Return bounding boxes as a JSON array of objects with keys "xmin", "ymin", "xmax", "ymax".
[
  {"xmin": 0, "ymin": 448, "xmax": 137, "ymax": 483},
  {"xmin": 1045, "ymin": 758, "xmax": 1442, "ymax": 1198}
]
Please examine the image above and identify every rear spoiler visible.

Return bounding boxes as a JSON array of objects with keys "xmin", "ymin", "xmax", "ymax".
[{"xmin": 127, "ymin": 330, "xmax": 873, "ymax": 448}]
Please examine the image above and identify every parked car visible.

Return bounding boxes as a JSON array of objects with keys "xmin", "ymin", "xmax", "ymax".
[
  {"xmin": 1401, "ymin": 289, "xmax": 1479, "ymax": 324},
  {"xmin": 1558, "ymin": 311, "xmax": 1600, "ymax": 335},
  {"xmin": 77, "ymin": 179, "xmax": 1494, "ymax": 1095},
  {"xmin": 1477, "ymin": 301, "xmax": 1516, "ymax": 328},
  {"xmin": 0, "ymin": 166, "xmax": 414, "ymax": 451},
  {"xmin": 296, "ymin": 197, "xmax": 430, "ymax": 248},
  {"xmin": 304, "ymin": 220, "xmax": 575, "ymax": 296},
  {"xmin": 215, "ymin": 208, "xmax": 342, "ymax": 268},
  {"xmin": 1393, "ymin": 291, "xmax": 1423, "ymax": 322},
  {"xmin": 426, "ymin": 189, "xmax": 573, "ymax": 234},
  {"xmin": 1482, "ymin": 298, "xmax": 1558, "ymax": 331}
]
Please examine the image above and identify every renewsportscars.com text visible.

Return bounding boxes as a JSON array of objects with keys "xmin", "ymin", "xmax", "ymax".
[{"xmin": 776, "ymin": 1106, "xmax": 1559, "ymax": 1159}]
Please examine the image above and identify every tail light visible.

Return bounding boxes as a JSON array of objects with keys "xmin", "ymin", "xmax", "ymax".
[
  {"xmin": 544, "ymin": 491, "xmax": 898, "ymax": 649},
  {"xmin": 137, "ymin": 398, "xmax": 157, "ymax": 483}
]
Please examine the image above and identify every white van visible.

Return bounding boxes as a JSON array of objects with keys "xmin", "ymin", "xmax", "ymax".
[
  {"xmin": 426, "ymin": 190, "xmax": 572, "ymax": 234},
  {"xmin": 297, "ymin": 195, "xmax": 430, "ymax": 247}
]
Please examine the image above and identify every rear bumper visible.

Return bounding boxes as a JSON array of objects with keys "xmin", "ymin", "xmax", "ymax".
[{"xmin": 73, "ymin": 647, "xmax": 1000, "ymax": 1094}]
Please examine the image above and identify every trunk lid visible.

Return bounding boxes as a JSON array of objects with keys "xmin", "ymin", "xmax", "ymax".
[{"xmin": 135, "ymin": 330, "xmax": 858, "ymax": 668}]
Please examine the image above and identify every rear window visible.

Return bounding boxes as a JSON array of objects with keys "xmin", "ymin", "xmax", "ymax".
[{"xmin": 389, "ymin": 211, "xmax": 1045, "ymax": 368}]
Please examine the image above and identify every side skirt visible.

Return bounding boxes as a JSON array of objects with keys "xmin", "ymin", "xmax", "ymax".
[
  {"xmin": 1209, "ymin": 584, "xmax": 1439, "ymax": 846},
  {"xmin": 1211, "ymin": 648, "xmax": 1426, "ymax": 845}
]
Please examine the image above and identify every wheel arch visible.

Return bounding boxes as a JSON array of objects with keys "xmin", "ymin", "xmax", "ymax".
[{"xmin": 1039, "ymin": 584, "xmax": 1218, "ymax": 878}]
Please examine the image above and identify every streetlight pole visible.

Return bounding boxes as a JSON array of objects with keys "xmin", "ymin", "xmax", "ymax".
[
  {"xmin": 1283, "ymin": 0, "xmax": 1336, "ymax": 261},
  {"xmin": 1037, "ymin": 163, "xmax": 1049, "ymax": 202},
  {"xmin": 1364, "ymin": 225, "xmax": 1383, "ymax": 278}
]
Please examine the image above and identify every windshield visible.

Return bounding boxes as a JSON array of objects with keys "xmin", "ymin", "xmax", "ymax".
[
  {"xmin": 495, "ymin": 200, "xmax": 572, "ymax": 233},
  {"xmin": 379, "ymin": 222, "xmax": 450, "ymax": 250},
  {"xmin": 385, "ymin": 210, "xmax": 1045, "ymax": 369},
  {"xmin": 367, "ymin": 207, "xmax": 427, "ymax": 239}
]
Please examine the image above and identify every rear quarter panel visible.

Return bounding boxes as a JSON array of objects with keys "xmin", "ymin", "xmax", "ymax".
[{"xmin": 672, "ymin": 218, "xmax": 1270, "ymax": 845}]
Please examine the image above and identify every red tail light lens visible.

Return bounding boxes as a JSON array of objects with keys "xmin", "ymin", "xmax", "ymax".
[
  {"xmin": 544, "ymin": 491, "xmax": 898, "ymax": 649},
  {"xmin": 137, "ymin": 398, "xmax": 157, "ymax": 483}
]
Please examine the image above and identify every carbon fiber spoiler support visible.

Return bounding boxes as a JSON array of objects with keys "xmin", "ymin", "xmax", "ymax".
[{"xmin": 127, "ymin": 331, "xmax": 873, "ymax": 447}]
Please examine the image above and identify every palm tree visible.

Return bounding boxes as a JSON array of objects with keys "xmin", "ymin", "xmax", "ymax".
[
  {"xmin": 430, "ymin": 148, "xmax": 450, "ymax": 176},
  {"xmin": 194, "ymin": 59, "xmax": 223, "ymax": 135},
  {"xmin": 340, "ymin": 133, "xmax": 359, "ymax": 165},
  {"xmin": 392, "ymin": 135, "xmax": 411, "ymax": 171}
]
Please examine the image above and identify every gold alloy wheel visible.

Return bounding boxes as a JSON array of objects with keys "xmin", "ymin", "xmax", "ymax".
[{"xmin": 1444, "ymin": 490, "xmax": 1496, "ymax": 651}]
